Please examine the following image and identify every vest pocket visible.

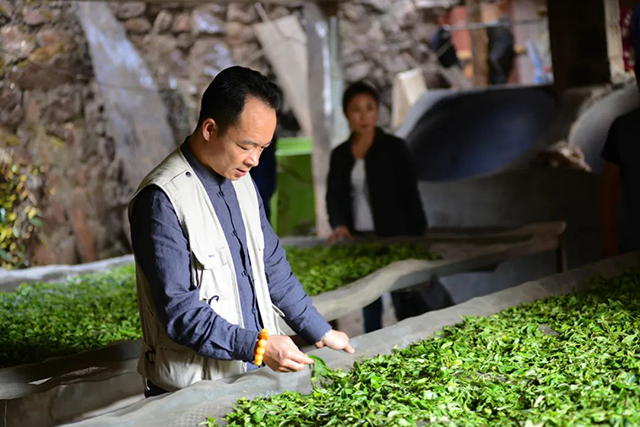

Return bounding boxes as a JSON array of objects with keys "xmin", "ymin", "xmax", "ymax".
[
  {"xmin": 206, "ymin": 296, "xmax": 240, "ymax": 326},
  {"xmin": 154, "ymin": 344, "xmax": 204, "ymax": 391},
  {"xmin": 271, "ymin": 304, "xmax": 286, "ymax": 334},
  {"xmin": 191, "ymin": 248, "xmax": 240, "ymax": 326}
]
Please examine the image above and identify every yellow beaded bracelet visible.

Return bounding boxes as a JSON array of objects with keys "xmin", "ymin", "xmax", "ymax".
[{"xmin": 254, "ymin": 329, "xmax": 269, "ymax": 366}]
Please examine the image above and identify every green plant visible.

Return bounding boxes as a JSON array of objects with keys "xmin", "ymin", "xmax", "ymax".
[
  {"xmin": 0, "ymin": 152, "xmax": 44, "ymax": 269},
  {"xmin": 1, "ymin": 243, "xmax": 439, "ymax": 367},
  {"xmin": 209, "ymin": 270, "xmax": 640, "ymax": 426},
  {"xmin": 0, "ymin": 265, "xmax": 139, "ymax": 367},
  {"xmin": 286, "ymin": 243, "xmax": 441, "ymax": 296}
]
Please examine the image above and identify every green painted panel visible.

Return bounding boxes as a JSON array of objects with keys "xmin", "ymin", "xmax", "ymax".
[{"xmin": 272, "ymin": 137, "xmax": 315, "ymax": 236}]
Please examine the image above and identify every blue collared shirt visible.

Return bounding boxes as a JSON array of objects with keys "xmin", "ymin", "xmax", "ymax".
[{"xmin": 130, "ymin": 142, "xmax": 330, "ymax": 366}]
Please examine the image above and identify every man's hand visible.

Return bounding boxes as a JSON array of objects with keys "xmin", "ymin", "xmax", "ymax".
[
  {"xmin": 263, "ymin": 335, "xmax": 314, "ymax": 372},
  {"xmin": 315, "ymin": 329, "xmax": 355, "ymax": 354}
]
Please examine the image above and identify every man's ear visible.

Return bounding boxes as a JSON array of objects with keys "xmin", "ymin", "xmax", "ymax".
[{"xmin": 201, "ymin": 118, "xmax": 218, "ymax": 142}]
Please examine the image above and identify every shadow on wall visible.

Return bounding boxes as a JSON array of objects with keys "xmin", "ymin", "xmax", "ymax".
[{"xmin": 403, "ymin": 85, "xmax": 558, "ymax": 181}]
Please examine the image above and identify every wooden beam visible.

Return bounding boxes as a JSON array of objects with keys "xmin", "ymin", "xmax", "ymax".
[
  {"xmin": 548, "ymin": 0, "xmax": 611, "ymax": 90},
  {"xmin": 467, "ymin": 0, "xmax": 489, "ymax": 87}
]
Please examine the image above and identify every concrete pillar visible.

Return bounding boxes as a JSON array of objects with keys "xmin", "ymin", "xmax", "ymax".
[
  {"xmin": 304, "ymin": 1, "xmax": 343, "ymax": 238},
  {"xmin": 604, "ymin": 0, "xmax": 625, "ymax": 83}
]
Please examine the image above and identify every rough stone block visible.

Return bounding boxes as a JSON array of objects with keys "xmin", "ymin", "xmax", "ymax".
[
  {"xmin": 1, "ymin": 25, "xmax": 36, "ymax": 60},
  {"xmin": 23, "ymin": 9, "xmax": 48, "ymax": 26},
  {"xmin": 188, "ymin": 38, "xmax": 234, "ymax": 80},
  {"xmin": 192, "ymin": 5, "xmax": 226, "ymax": 36},
  {"xmin": 226, "ymin": 4, "xmax": 257, "ymax": 25},
  {"xmin": 171, "ymin": 12, "xmax": 191, "ymax": 34},
  {"xmin": 36, "ymin": 28, "xmax": 73, "ymax": 49},
  {"xmin": 0, "ymin": 84, "xmax": 23, "ymax": 130},
  {"xmin": 116, "ymin": 2, "xmax": 146, "ymax": 20},
  {"xmin": 152, "ymin": 10, "xmax": 173, "ymax": 34},
  {"xmin": 124, "ymin": 18, "xmax": 151, "ymax": 34},
  {"xmin": 225, "ymin": 21, "xmax": 255, "ymax": 46},
  {"xmin": 69, "ymin": 187, "xmax": 97, "ymax": 263}
]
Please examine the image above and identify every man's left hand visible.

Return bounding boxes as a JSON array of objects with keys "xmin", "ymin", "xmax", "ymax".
[{"xmin": 315, "ymin": 329, "xmax": 355, "ymax": 353}]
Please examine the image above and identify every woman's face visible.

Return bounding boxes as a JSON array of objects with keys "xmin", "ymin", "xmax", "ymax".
[{"xmin": 345, "ymin": 93, "xmax": 378, "ymax": 134}]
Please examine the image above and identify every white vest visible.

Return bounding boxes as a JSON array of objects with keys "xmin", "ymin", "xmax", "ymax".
[{"xmin": 129, "ymin": 147, "xmax": 283, "ymax": 391}]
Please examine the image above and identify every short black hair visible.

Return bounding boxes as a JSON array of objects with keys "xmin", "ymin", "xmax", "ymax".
[
  {"xmin": 198, "ymin": 66, "xmax": 281, "ymax": 135},
  {"xmin": 342, "ymin": 81, "xmax": 379, "ymax": 114}
]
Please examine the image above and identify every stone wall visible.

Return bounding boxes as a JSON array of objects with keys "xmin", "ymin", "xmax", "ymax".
[
  {"xmin": 111, "ymin": 0, "xmax": 443, "ymax": 132},
  {"xmin": 1, "ymin": 0, "xmax": 130, "ymax": 266},
  {"xmin": 109, "ymin": 1, "xmax": 300, "ymax": 138},
  {"xmin": 0, "ymin": 0, "xmax": 443, "ymax": 267}
]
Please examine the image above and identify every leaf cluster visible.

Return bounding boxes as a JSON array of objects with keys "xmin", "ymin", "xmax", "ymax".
[
  {"xmin": 210, "ymin": 270, "xmax": 640, "ymax": 426},
  {"xmin": 0, "ymin": 155, "xmax": 45, "ymax": 269},
  {"xmin": 2, "ymin": 244, "xmax": 435, "ymax": 367},
  {"xmin": 0, "ymin": 265, "xmax": 140, "ymax": 367},
  {"xmin": 286, "ymin": 243, "xmax": 441, "ymax": 296}
]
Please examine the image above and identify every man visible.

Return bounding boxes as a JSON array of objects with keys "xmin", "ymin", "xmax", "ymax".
[
  {"xmin": 129, "ymin": 66, "xmax": 353, "ymax": 397},
  {"xmin": 600, "ymin": 58, "xmax": 640, "ymax": 257}
]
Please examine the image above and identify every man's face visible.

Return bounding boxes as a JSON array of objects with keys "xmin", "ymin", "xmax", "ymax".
[{"xmin": 205, "ymin": 97, "xmax": 276, "ymax": 180}]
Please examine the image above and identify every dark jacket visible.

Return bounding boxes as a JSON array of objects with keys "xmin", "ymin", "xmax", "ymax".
[
  {"xmin": 326, "ymin": 128, "xmax": 427, "ymax": 237},
  {"xmin": 250, "ymin": 136, "xmax": 277, "ymax": 221}
]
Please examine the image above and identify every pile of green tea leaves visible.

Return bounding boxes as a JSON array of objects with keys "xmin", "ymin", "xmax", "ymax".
[
  {"xmin": 0, "ymin": 265, "xmax": 140, "ymax": 367},
  {"xmin": 207, "ymin": 270, "xmax": 640, "ymax": 426},
  {"xmin": 0, "ymin": 243, "xmax": 437, "ymax": 367},
  {"xmin": 285, "ymin": 243, "xmax": 441, "ymax": 296}
]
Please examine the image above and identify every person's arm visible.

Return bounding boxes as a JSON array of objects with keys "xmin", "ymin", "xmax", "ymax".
[
  {"xmin": 394, "ymin": 139, "xmax": 427, "ymax": 234},
  {"xmin": 600, "ymin": 161, "xmax": 621, "ymax": 257},
  {"xmin": 130, "ymin": 186, "xmax": 258, "ymax": 363},
  {"xmin": 258, "ymin": 186, "xmax": 354, "ymax": 354},
  {"xmin": 326, "ymin": 147, "xmax": 354, "ymax": 244}
]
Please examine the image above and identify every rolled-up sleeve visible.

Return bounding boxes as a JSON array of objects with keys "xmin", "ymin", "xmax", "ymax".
[
  {"xmin": 130, "ymin": 185, "xmax": 259, "ymax": 363},
  {"xmin": 257, "ymin": 187, "xmax": 331, "ymax": 343}
]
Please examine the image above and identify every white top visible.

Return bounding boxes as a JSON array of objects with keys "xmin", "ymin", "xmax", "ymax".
[{"xmin": 351, "ymin": 159, "xmax": 375, "ymax": 232}]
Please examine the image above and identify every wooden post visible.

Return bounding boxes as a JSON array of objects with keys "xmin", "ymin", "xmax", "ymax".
[
  {"xmin": 604, "ymin": 0, "xmax": 624, "ymax": 84},
  {"xmin": 304, "ymin": 1, "xmax": 341, "ymax": 238},
  {"xmin": 547, "ymin": 0, "xmax": 611, "ymax": 90},
  {"xmin": 468, "ymin": 0, "xmax": 489, "ymax": 86}
]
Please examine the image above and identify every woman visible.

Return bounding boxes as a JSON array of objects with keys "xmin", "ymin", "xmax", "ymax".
[{"xmin": 326, "ymin": 81, "xmax": 450, "ymax": 333}]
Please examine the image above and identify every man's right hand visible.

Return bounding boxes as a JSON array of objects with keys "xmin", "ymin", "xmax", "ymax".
[
  {"xmin": 327, "ymin": 225, "xmax": 353, "ymax": 245},
  {"xmin": 263, "ymin": 335, "xmax": 314, "ymax": 372}
]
